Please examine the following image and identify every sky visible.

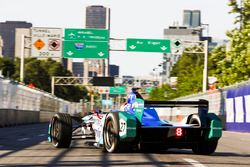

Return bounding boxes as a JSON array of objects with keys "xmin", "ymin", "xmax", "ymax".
[{"xmin": 0, "ymin": 0, "xmax": 235, "ymax": 77}]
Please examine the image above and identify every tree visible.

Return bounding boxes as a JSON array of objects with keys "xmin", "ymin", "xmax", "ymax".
[
  {"xmin": 149, "ymin": 84, "xmax": 178, "ymax": 100},
  {"xmin": 0, "ymin": 57, "xmax": 15, "ymax": 77},
  {"xmin": 171, "ymin": 47, "xmax": 204, "ymax": 96},
  {"xmin": 24, "ymin": 58, "xmax": 51, "ymax": 91},
  {"xmin": 209, "ymin": 0, "xmax": 250, "ymax": 86},
  {"xmin": 10, "ymin": 58, "xmax": 89, "ymax": 102}
]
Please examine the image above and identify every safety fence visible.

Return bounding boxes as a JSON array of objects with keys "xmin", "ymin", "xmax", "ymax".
[{"xmin": 0, "ymin": 77, "xmax": 82, "ymax": 127}]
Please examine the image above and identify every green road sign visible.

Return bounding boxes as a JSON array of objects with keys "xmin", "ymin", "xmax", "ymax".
[
  {"xmin": 126, "ymin": 38, "xmax": 171, "ymax": 53},
  {"xmin": 144, "ymin": 87, "xmax": 155, "ymax": 94},
  {"xmin": 110, "ymin": 86, "xmax": 126, "ymax": 95},
  {"xmin": 65, "ymin": 28, "xmax": 109, "ymax": 41},
  {"xmin": 63, "ymin": 41, "xmax": 108, "ymax": 58}
]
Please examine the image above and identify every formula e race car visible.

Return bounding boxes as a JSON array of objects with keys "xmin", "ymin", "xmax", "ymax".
[{"xmin": 48, "ymin": 92, "xmax": 222, "ymax": 155}]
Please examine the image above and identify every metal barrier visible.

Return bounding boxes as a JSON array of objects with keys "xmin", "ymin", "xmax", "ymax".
[{"xmin": 0, "ymin": 78, "xmax": 81, "ymax": 127}]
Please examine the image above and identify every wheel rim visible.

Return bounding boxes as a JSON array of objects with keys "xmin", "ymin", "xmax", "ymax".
[
  {"xmin": 105, "ymin": 119, "xmax": 115, "ymax": 150},
  {"xmin": 52, "ymin": 119, "xmax": 60, "ymax": 146}
]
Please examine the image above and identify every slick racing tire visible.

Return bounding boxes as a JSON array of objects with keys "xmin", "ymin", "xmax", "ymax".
[
  {"xmin": 192, "ymin": 140, "xmax": 218, "ymax": 155},
  {"xmin": 51, "ymin": 113, "xmax": 72, "ymax": 148},
  {"xmin": 103, "ymin": 112, "xmax": 121, "ymax": 153},
  {"xmin": 187, "ymin": 114, "xmax": 201, "ymax": 127}
]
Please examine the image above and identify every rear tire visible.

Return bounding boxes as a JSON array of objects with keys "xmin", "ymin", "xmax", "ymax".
[
  {"xmin": 192, "ymin": 140, "xmax": 218, "ymax": 155},
  {"xmin": 187, "ymin": 114, "xmax": 201, "ymax": 127},
  {"xmin": 51, "ymin": 113, "xmax": 72, "ymax": 148}
]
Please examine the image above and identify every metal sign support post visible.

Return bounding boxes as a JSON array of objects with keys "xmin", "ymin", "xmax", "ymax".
[
  {"xmin": 51, "ymin": 76, "xmax": 55, "ymax": 95},
  {"xmin": 203, "ymin": 40, "xmax": 208, "ymax": 92},
  {"xmin": 20, "ymin": 35, "xmax": 25, "ymax": 83}
]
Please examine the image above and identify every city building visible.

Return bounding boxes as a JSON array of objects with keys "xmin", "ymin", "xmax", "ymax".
[
  {"xmin": 183, "ymin": 10, "xmax": 201, "ymax": 28},
  {"xmin": 72, "ymin": 62, "xmax": 84, "ymax": 77},
  {"xmin": 82, "ymin": 5, "xmax": 110, "ymax": 77},
  {"xmin": 86, "ymin": 5, "xmax": 110, "ymax": 29},
  {"xmin": 0, "ymin": 21, "xmax": 32, "ymax": 59},
  {"xmin": 162, "ymin": 10, "xmax": 211, "ymax": 84},
  {"xmin": 109, "ymin": 64, "xmax": 119, "ymax": 77},
  {"xmin": 163, "ymin": 25, "xmax": 203, "ymax": 83}
]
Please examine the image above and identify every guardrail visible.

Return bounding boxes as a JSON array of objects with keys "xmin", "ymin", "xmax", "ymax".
[{"xmin": 0, "ymin": 77, "xmax": 81, "ymax": 127}]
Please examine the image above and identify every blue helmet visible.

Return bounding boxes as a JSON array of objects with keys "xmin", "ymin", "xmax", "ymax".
[
  {"xmin": 127, "ymin": 92, "xmax": 136, "ymax": 104},
  {"xmin": 131, "ymin": 87, "xmax": 140, "ymax": 92}
]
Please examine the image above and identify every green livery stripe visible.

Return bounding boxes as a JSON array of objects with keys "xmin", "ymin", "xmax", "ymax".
[{"xmin": 119, "ymin": 112, "xmax": 137, "ymax": 140}]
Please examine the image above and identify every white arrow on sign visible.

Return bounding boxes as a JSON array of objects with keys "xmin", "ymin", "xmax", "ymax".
[
  {"xmin": 129, "ymin": 45, "xmax": 136, "ymax": 50},
  {"xmin": 160, "ymin": 46, "xmax": 167, "ymax": 51},
  {"xmin": 98, "ymin": 52, "xmax": 104, "ymax": 57},
  {"xmin": 68, "ymin": 32, "xmax": 75, "ymax": 39},
  {"xmin": 67, "ymin": 51, "xmax": 74, "ymax": 56}
]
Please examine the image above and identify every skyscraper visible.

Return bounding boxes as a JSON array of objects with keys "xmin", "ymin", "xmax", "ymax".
[
  {"xmin": 86, "ymin": 5, "xmax": 109, "ymax": 29},
  {"xmin": 72, "ymin": 62, "xmax": 84, "ymax": 77},
  {"xmin": 191, "ymin": 10, "xmax": 201, "ymax": 28},
  {"xmin": 183, "ymin": 10, "xmax": 201, "ymax": 28},
  {"xmin": 0, "ymin": 21, "xmax": 32, "ymax": 58},
  {"xmin": 84, "ymin": 5, "xmax": 110, "ymax": 77},
  {"xmin": 109, "ymin": 64, "xmax": 119, "ymax": 77},
  {"xmin": 183, "ymin": 10, "xmax": 192, "ymax": 27}
]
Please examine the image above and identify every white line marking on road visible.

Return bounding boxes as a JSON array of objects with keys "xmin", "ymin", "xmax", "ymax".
[
  {"xmin": 38, "ymin": 134, "xmax": 46, "ymax": 137},
  {"xmin": 183, "ymin": 158, "xmax": 206, "ymax": 167},
  {"xmin": 17, "ymin": 138, "xmax": 30, "ymax": 141}
]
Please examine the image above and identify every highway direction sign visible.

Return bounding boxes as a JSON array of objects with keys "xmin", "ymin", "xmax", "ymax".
[
  {"xmin": 63, "ymin": 41, "xmax": 108, "ymax": 58},
  {"xmin": 64, "ymin": 28, "xmax": 109, "ymax": 41},
  {"xmin": 126, "ymin": 38, "xmax": 171, "ymax": 53},
  {"xmin": 31, "ymin": 27, "xmax": 62, "ymax": 58},
  {"xmin": 110, "ymin": 86, "xmax": 126, "ymax": 94}
]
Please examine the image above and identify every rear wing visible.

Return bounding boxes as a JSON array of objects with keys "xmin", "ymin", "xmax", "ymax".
[
  {"xmin": 144, "ymin": 99, "xmax": 209, "ymax": 127},
  {"xmin": 144, "ymin": 99, "xmax": 208, "ymax": 108}
]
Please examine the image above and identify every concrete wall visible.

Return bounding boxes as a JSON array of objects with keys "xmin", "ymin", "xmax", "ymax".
[
  {"xmin": 0, "ymin": 78, "xmax": 82, "ymax": 127},
  {"xmin": 0, "ymin": 109, "xmax": 39, "ymax": 127}
]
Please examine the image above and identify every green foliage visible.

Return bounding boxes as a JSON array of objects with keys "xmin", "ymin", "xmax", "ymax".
[
  {"xmin": 24, "ymin": 58, "xmax": 51, "ymax": 91},
  {"xmin": 0, "ymin": 57, "xmax": 15, "ymax": 77},
  {"xmin": 149, "ymin": 84, "xmax": 178, "ymax": 100},
  {"xmin": 173, "ymin": 52, "xmax": 204, "ymax": 96},
  {"xmin": 1, "ymin": 57, "xmax": 88, "ymax": 102},
  {"xmin": 149, "ymin": 48, "xmax": 204, "ymax": 100},
  {"xmin": 209, "ymin": 0, "xmax": 250, "ymax": 87}
]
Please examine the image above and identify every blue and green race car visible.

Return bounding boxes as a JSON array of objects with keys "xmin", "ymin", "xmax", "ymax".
[{"xmin": 48, "ymin": 90, "xmax": 222, "ymax": 154}]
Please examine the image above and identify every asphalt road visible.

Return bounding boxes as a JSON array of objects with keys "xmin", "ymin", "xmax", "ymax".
[{"xmin": 0, "ymin": 123, "xmax": 250, "ymax": 167}]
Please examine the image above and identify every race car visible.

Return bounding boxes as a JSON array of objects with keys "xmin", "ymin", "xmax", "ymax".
[{"xmin": 48, "ymin": 90, "xmax": 222, "ymax": 155}]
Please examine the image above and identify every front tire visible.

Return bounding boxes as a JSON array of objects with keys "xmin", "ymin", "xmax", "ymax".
[
  {"xmin": 51, "ymin": 113, "xmax": 72, "ymax": 148},
  {"xmin": 103, "ymin": 112, "xmax": 120, "ymax": 152}
]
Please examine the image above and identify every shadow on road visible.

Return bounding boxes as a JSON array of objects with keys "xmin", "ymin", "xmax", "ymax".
[{"xmin": 0, "ymin": 123, "xmax": 49, "ymax": 159}]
